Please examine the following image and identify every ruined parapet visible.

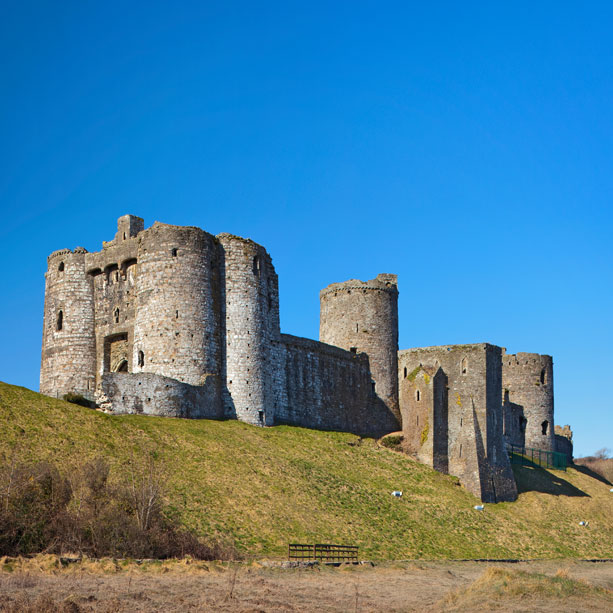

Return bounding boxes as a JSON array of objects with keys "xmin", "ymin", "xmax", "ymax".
[
  {"xmin": 96, "ymin": 372, "xmax": 223, "ymax": 418},
  {"xmin": 217, "ymin": 234, "xmax": 282, "ymax": 426},
  {"xmin": 132, "ymin": 223, "xmax": 223, "ymax": 391},
  {"xmin": 320, "ymin": 274, "xmax": 400, "ymax": 422},
  {"xmin": 114, "ymin": 214, "xmax": 144, "ymax": 243},
  {"xmin": 40, "ymin": 248, "xmax": 96, "ymax": 400},
  {"xmin": 554, "ymin": 424, "xmax": 573, "ymax": 462},
  {"xmin": 502, "ymin": 352, "xmax": 554, "ymax": 452},
  {"xmin": 398, "ymin": 344, "xmax": 517, "ymax": 503}
]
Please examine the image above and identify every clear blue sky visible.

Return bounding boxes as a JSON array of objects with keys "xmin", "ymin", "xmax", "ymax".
[{"xmin": 1, "ymin": 2, "xmax": 611, "ymax": 457}]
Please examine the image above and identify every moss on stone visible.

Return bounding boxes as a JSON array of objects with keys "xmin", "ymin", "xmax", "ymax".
[
  {"xmin": 406, "ymin": 366, "xmax": 422, "ymax": 382},
  {"xmin": 420, "ymin": 419, "xmax": 430, "ymax": 446}
]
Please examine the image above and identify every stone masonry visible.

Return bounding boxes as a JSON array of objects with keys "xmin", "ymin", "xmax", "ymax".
[
  {"xmin": 41, "ymin": 215, "xmax": 571, "ymax": 502},
  {"xmin": 398, "ymin": 344, "xmax": 518, "ymax": 503}
]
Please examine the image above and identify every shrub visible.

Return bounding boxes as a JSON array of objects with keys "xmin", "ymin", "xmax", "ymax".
[
  {"xmin": 62, "ymin": 393, "xmax": 95, "ymax": 409},
  {"xmin": 381, "ymin": 435, "xmax": 403, "ymax": 449},
  {"xmin": 0, "ymin": 454, "xmax": 237, "ymax": 560}
]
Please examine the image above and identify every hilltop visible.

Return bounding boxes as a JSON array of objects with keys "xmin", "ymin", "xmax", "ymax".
[{"xmin": 0, "ymin": 381, "xmax": 611, "ymax": 560}]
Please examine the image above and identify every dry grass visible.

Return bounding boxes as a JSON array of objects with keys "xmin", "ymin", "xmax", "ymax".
[
  {"xmin": 437, "ymin": 566, "xmax": 613, "ymax": 612},
  {"xmin": 575, "ymin": 457, "xmax": 613, "ymax": 484},
  {"xmin": 0, "ymin": 560, "xmax": 612, "ymax": 612}
]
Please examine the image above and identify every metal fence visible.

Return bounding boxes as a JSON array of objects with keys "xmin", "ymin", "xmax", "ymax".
[
  {"xmin": 288, "ymin": 543, "xmax": 359, "ymax": 563},
  {"xmin": 507, "ymin": 443, "xmax": 567, "ymax": 471}
]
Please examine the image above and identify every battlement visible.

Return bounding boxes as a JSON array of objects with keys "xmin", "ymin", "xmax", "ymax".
[{"xmin": 320, "ymin": 273, "xmax": 398, "ymax": 298}]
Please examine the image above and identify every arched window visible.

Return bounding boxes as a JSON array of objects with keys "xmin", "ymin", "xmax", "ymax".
[
  {"xmin": 117, "ymin": 359, "xmax": 128, "ymax": 372},
  {"xmin": 461, "ymin": 357, "xmax": 467, "ymax": 375},
  {"xmin": 56, "ymin": 310, "xmax": 63, "ymax": 331},
  {"xmin": 541, "ymin": 420, "xmax": 549, "ymax": 435},
  {"xmin": 58, "ymin": 262, "xmax": 64, "ymax": 272},
  {"xmin": 114, "ymin": 308, "xmax": 120, "ymax": 324},
  {"xmin": 138, "ymin": 351, "xmax": 144, "ymax": 367},
  {"xmin": 540, "ymin": 368, "xmax": 547, "ymax": 384}
]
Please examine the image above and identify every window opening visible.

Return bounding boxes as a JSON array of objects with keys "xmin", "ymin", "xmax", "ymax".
[
  {"xmin": 114, "ymin": 308, "xmax": 120, "ymax": 323},
  {"xmin": 58, "ymin": 262, "xmax": 64, "ymax": 272},
  {"xmin": 356, "ymin": 323, "xmax": 359, "ymax": 332},
  {"xmin": 175, "ymin": 310, "xmax": 179, "ymax": 319},
  {"xmin": 138, "ymin": 351, "xmax": 144, "ymax": 367},
  {"xmin": 253, "ymin": 255, "xmax": 261, "ymax": 275},
  {"xmin": 350, "ymin": 347, "xmax": 357, "ymax": 353},
  {"xmin": 171, "ymin": 248, "xmax": 178, "ymax": 257},
  {"xmin": 416, "ymin": 390, "xmax": 420, "ymax": 401},
  {"xmin": 461, "ymin": 357, "xmax": 467, "ymax": 375},
  {"xmin": 541, "ymin": 420, "xmax": 549, "ymax": 435},
  {"xmin": 404, "ymin": 367, "xmax": 407, "ymax": 378},
  {"xmin": 459, "ymin": 444, "xmax": 462, "ymax": 458},
  {"xmin": 540, "ymin": 368, "xmax": 546, "ymax": 384},
  {"xmin": 117, "ymin": 360, "xmax": 128, "ymax": 372},
  {"xmin": 56, "ymin": 310, "xmax": 63, "ymax": 331}
]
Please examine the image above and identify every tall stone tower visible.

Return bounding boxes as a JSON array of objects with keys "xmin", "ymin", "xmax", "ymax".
[
  {"xmin": 217, "ymin": 234, "xmax": 282, "ymax": 426},
  {"xmin": 502, "ymin": 351, "xmax": 554, "ymax": 452},
  {"xmin": 40, "ymin": 247, "xmax": 96, "ymax": 400},
  {"xmin": 319, "ymin": 274, "xmax": 400, "ymax": 419},
  {"xmin": 132, "ymin": 223, "xmax": 223, "ymax": 386}
]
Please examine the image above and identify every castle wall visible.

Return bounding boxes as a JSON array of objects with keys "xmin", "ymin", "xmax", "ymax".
[
  {"xmin": 96, "ymin": 372, "xmax": 222, "ymax": 418},
  {"xmin": 132, "ymin": 223, "xmax": 223, "ymax": 396},
  {"xmin": 502, "ymin": 352, "xmax": 554, "ymax": 452},
  {"xmin": 276, "ymin": 334, "xmax": 397, "ymax": 437},
  {"xmin": 398, "ymin": 344, "xmax": 517, "ymax": 502},
  {"xmin": 84, "ymin": 231, "xmax": 139, "ymax": 385},
  {"xmin": 554, "ymin": 425, "xmax": 573, "ymax": 462},
  {"xmin": 320, "ymin": 274, "xmax": 400, "ymax": 421},
  {"xmin": 217, "ymin": 234, "xmax": 281, "ymax": 426},
  {"xmin": 40, "ymin": 248, "xmax": 96, "ymax": 400},
  {"xmin": 400, "ymin": 367, "xmax": 448, "ymax": 472}
]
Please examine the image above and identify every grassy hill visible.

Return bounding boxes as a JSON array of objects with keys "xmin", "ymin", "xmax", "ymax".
[{"xmin": 1, "ymin": 381, "xmax": 612, "ymax": 560}]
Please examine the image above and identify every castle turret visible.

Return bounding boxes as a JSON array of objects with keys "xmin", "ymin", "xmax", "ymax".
[
  {"xmin": 132, "ymin": 223, "xmax": 222, "ymax": 387},
  {"xmin": 217, "ymin": 234, "xmax": 281, "ymax": 426},
  {"xmin": 319, "ymin": 274, "xmax": 400, "ymax": 420},
  {"xmin": 502, "ymin": 352, "xmax": 555, "ymax": 452},
  {"xmin": 40, "ymin": 248, "xmax": 96, "ymax": 400}
]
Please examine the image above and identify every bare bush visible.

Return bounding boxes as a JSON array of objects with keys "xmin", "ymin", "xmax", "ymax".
[
  {"xmin": 574, "ymin": 456, "xmax": 613, "ymax": 484},
  {"xmin": 0, "ymin": 452, "xmax": 237, "ymax": 560}
]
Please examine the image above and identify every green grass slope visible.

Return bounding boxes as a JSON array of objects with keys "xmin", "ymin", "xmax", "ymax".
[{"xmin": 1, "ymin": 381, "xmax": 612, "ymax": 560}]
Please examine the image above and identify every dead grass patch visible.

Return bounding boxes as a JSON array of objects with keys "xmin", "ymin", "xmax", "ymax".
[{"xmin": 437, "ymin": 566, "xmax": 613, "ymax": 611}]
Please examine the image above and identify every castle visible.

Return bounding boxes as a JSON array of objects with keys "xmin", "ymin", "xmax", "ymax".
[{"xmin": 40, "ymin": 215, "xmax": 573, "ymax": 502}]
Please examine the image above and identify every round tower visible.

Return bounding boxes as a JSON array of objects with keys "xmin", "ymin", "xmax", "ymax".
[
  {"xmin": 502, "ymin": 352, "xmax": 554, "ymax": 451},
  {"xmin": 40, "ymin": 248, "xmax": 96, "ymax": 400},
  {"xmin": 132, "ymin": 223, "xmax": 222, "ymax": 386},
  {"xmin": 320, "ymin": 273, "xmax": 399, "ymax": 419},
  {"xmin": 217, "ymin": 233, "xmax": 281, "ymax": 426}
]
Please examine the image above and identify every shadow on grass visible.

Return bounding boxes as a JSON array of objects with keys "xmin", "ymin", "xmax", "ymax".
[
  {"xmin": 512, "ymin": 462, "xmax": 589, "ymax": 497},
  {"xmin": 572, "ymin": 463, "xmax": 612, "ymax": 486}
]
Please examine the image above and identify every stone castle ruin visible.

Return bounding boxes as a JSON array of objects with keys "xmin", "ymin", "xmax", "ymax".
[{"xmin": 41, "ymin": 216, "xmax": 573, "ymax": 502}]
